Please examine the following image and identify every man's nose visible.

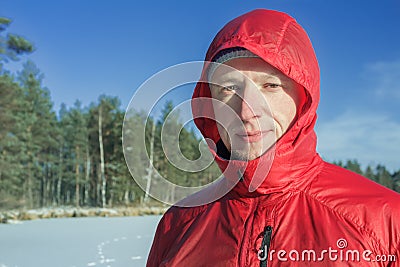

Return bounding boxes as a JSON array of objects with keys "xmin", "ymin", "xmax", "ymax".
[{"xmin": 238, "ymin": 86, "xmax": 263, "ymax": 121}]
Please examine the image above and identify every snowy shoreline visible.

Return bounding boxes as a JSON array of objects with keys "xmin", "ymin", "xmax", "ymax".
[{"xmin": 0, "ymin": 206, "xmax": 168, "ymax": 224}]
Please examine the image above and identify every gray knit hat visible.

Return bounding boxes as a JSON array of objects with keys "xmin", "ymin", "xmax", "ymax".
[{"xmin": 207, "ymin": 47, "xmax": 259, "ymax": 81}]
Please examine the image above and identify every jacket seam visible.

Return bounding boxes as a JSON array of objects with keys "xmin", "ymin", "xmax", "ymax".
[
  {"xmin": 168, "ymin": 204, "xmax": 209, "ymax": 228},
  {"xmin": 276, "ymin": 19, "xmax": 294, "ymax": 53},
  {"xmin": 299, "ymin": 182, "xmax": 389, "ymax": 255}
]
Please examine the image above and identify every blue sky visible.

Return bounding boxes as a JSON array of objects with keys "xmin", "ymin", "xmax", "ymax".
[{"xmin": 1, "ymin": 0, "xmax": 400, "ymax": 171}]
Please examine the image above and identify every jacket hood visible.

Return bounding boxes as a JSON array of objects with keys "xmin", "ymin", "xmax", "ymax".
[{"xmin": 192, "ymin": 9, "xmax": 323, "ymax": 197}]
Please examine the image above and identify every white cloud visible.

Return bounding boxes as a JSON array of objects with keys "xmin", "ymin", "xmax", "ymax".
[
  {"xmin": 365, "ymin": 59, "xmax": 400, "ymax": 99},
  {"xmin": 316, "ymin": 110, "xmax": 400, "ymax": 172}
]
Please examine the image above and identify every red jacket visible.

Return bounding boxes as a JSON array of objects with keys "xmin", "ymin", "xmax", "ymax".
[{"xmin": 147, "ymin": 9, "xmax": 400, "ymax": 266}]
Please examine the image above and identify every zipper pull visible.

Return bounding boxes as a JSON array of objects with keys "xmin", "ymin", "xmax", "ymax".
[{"xmin": 259, "ymin": 225, "xmax": 273, "ymax": 267}]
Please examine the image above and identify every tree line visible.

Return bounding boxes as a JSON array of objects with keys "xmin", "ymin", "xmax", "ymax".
[
  {"xmin": 334, "ymin": 160, "xmax": 400, "ymax": 193},
  {"xmin": 0, "ymin": 17, "xmax": 399, "ymax": 210},
  {"xmin": 0, "ymin": 60, "xmax": 217, "ymax": 209}
]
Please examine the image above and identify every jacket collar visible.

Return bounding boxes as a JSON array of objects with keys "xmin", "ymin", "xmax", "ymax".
[{"xmin": 209, "ymin": 112, "xmax": 323, "ymax": 197}]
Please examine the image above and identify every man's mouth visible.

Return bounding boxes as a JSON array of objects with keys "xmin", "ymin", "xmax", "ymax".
[{"xmin": 235, "ymin": 130, "xmax": 272, "ymax": 143}]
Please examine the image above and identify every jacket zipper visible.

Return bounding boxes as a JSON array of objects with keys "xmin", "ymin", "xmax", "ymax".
[
  {"xmin": 238, "ymin": 197, "xmax": 258, "ymax": 266},
  {"xmin": 259, "ymin": 225, "xmax": 272, "ymax": 267}
]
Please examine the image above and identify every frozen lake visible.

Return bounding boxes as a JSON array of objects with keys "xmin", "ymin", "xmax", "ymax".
[{"xmin": 0, "ymin": 215, "xmax": 162, "ymax": 267}]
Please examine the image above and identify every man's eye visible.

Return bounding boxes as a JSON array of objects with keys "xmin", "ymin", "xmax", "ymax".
[
  {"xmin": 263, "ymin": 83, "xmax": 282, "ymax": 89},
  {"xmin": 221, "ymin": 85, "xmax": 238, "ymax": 92}
]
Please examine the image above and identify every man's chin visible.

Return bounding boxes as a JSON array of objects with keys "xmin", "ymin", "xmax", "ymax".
[
  {"xmin": 230, "ymin": 149, "xmax": 261, "ymax": 161},
  {"xmin": 230, "ymin": 145, "xmax": 275, "ymax": 161}
]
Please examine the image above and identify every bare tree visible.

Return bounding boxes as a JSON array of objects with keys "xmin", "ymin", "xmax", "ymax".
[{"xmin": 98, "ymin": 105, "xmax": 106, "ymax": 208}]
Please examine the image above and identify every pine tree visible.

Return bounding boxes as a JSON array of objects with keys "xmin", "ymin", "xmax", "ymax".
[
  {"xmin": 16, "ymin": 60, "xmax": 58, "ymax": 207},
  {"xmin": 376, "ymin": 164, "xmax": 394, "ymax": 190},
  {"xmin": 0, "ymin": 75, "xmax": 26, "ymax": 209},
  {"xmin": 0, "ymin": 17, "xmax": 33, "ymax": 72},
  {"xmin": 392, "ymin": 171, "xmax": 400, "ymax": 193},
  {"xmin": 59, "ymin": 101, "xmax": 89, "ymax": 207},
  {"xmin": 364, "ymin": 165, "xmax": 376, "ymax": 182},
  {"xmin": 123, "ymin": 109, "xmax": 149, "ymax": 204},
  {"xmin": 87, "ymin": 95, "xmax": 121, "ymax": 207},
  {"xmin": 344, "ymin": 159, "xmax": 363, "ymax": 175}
]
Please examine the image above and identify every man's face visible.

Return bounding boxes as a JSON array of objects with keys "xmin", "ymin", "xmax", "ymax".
[{"xmin": 209, "ymin": 57, "xmax": 304, "ymax": 161}]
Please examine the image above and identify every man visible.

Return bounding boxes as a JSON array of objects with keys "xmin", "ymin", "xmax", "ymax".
[{"xmin": 147, "ymin": 9, "xmax": 400, "ymax": 266}]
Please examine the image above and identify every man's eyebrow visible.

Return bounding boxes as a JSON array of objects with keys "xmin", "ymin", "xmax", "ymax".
[
  {"xmin": 212, "ymin": 72, "xmax": 243, "ymax": 82},
  {"xmin": 260, "ymin": 71, "xmax": 282, "ymax": 78},
  {"xmin": 251, "ymin": 72, "xmax": 283, "ymax": 82}
]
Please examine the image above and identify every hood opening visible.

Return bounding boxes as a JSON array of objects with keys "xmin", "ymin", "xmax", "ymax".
[{"xmin": 191, "ymin": 9, "xmax": 321, "ymax": 194}]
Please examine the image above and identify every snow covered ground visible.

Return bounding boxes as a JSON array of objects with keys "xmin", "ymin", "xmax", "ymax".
[{"xmin": 0, "ymin": 215, "xmax": 162, "ymax": 267}]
